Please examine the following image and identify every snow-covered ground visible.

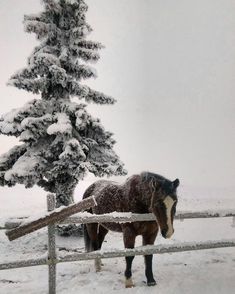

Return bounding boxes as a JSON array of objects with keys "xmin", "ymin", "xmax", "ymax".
[{"xmin": 0, "ymin": 183, "xmax": 235, "ymax": 293}]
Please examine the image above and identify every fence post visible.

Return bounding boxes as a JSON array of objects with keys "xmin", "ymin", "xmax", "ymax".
[{"xmin": 47, "ymin": 194, "xmax": 57, "ymax": 294}]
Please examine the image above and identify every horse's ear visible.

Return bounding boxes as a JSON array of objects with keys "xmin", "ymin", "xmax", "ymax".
[{"xmin": 173, "ymin": 179, "xmax": 180, "ymax": 189}]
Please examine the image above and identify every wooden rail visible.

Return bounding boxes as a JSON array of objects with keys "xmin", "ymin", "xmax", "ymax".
[
  {"xmin": 1, "ymin": 239, "xmax": 235, "ymax": 271},
  {"xmin": 5, "ymin": 195, "xmax": 97, "ymax": 241},
  {"xmin": 4, "ymin": 210, "xmax": 235, "ymax": 230}
]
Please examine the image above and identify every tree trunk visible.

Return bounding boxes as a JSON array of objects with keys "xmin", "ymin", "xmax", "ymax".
[{"xmin": 55, "ymin": 179, "xmax": 83, "ymax": 236}]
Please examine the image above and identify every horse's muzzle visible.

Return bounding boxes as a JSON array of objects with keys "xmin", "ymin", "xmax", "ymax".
[
  {"xmin": 161, "ymin": 229, "xmax": 167, "ymax": 238},
  {"xmin": 161, "ymin": 228, "xmax": 174, "ymax": 239}
]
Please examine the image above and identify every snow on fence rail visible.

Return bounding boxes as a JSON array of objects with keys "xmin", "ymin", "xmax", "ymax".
[
  {"xmin": 1, "ymin": 239, "xmax": 235, "ymax": 271},
  {"xmin": 3, "ymin": 209, "xmax": 235, "ymax": 230},
  {"xmin": 1, "ymin": 194, "xmax": 235, "ymax": 294}
]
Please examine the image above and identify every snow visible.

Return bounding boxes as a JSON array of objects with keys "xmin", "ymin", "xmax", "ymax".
[
  {"xmin": 21, "ymin": 114, "xmax": 52, "ymax": 129},
  {"xmin": 0, "ymin": 121, "xmax": 21, "ymax": 134},
  {"xmin": 59, "ymin": 139, "xmax": 86, "ymax": 161},
  {"xmin": 4, "ymin": 153, "xmax": 40, "ymax": 181},
  {"xmin": 103, "ymin": 211, "xmax": 132, "ymax": 218},
  {"xmin": 72, "ymin": 25, "xmax": 91, "ymax": 39},
  {"xmin": 1, "ymin": 108, "xmax": 20, "ymax": 122},
  {"xmin": 47, "ymin": 113, "xmax": 72, "ymax": 135},
  {"xmin": 30, "ymin": 52, "xmax": 60, "ymax": 67},
  {"xmin": 19, "ymin": 130, "xmax": 34, "ymax": 141},
  {"xmin": 0, "ymin": 108, "xmax": 22, "ymax": 134},
  {"xmin": 0, "ymin": 184, "xmax": 235, "ymax": 293}
]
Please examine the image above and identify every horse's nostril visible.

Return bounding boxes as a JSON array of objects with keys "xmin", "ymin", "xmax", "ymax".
[{"xmin": 161, "ymin": 229, "xmax": 167, "ymax": 238}]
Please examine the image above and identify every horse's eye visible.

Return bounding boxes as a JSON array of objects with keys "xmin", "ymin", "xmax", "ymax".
[{"xmin": 156, "ymin": 201, "xmax": 164, "ymax": 208}]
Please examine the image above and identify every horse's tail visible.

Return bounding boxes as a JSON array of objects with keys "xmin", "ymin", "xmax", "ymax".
[{"xmin": 83, "ymin": 183, "xmax": 97, "ymax": 252}]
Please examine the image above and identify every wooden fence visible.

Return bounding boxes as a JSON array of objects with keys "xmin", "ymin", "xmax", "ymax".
[{"xmin": 0, "ymin": 194, "xmax": 235, "ymax": 294}]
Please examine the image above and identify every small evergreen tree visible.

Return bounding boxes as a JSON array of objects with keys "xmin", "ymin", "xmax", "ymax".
[{"xmin": 0, "ymin": 0, "xmax": 126, "ymax": 208}]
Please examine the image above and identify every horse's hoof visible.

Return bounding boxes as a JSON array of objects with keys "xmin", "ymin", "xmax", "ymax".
[
  {"xmin": 147, "ymin": 280, "xmax": 157, "ymax": 286},
  {"xmin": 125, "ymin": 278, "xmax": 134, "ymax": 288}
]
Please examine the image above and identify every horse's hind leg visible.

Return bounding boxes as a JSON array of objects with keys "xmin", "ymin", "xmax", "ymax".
[
  {"xmin": 84, "ymin": 223, "xmax": 99, "ymax": 252},
  {"xmin": 95, "ymin": 225, "xmax": 108, "ymax": 272},
  {"xmin": 84, "ymin": 223, "xmax": 99, "ymax": 271},
  {"xmin": 84, "ymin": 223, "xmax": 108, "ymax": 271},
  {"xmin": 123, "ymin": 226, "xmax": 136, "ymax": 288},
  {"xmin": 143, "ymin": 229, "xmax": 158, "ymax": 286}
]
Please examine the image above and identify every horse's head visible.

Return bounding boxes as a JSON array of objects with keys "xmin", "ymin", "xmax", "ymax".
[{"xmin": 150, "ymin": 177, "xmax": 180, "ymax": 239}]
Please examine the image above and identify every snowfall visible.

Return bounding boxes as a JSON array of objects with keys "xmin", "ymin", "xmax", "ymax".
[{"xmin": 0, "ymin": 183, "xmax": 235, "ymax": 294}]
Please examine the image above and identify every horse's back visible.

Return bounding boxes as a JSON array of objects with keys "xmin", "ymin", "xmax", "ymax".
[
  {"xmin": 83, "ymin": 180, "xmax": 108, "ymax": 198},
  {"xmin": 83, "ymin": 179, "xmax": 125, "ymax": 232},
  {"xmin": 83, "ymin": 180, "xmax": 123, "ymax": 211}
]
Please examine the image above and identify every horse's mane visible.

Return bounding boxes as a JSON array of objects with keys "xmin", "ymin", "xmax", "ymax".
[
  {"xmin": 140, "ymin": 171, "xmax": 168, "ymax": 184},
  {"xmin": 140, "ymin": 171, "xmax": 179, "ymax": 198},
  {"xmin": 140, "ymin": 171, "xmax": 175, "ymax": 195}
]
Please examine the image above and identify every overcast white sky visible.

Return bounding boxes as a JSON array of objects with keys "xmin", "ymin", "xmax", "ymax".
[{"xmin": 0, "ymin": 0, "xmax": 235, "ymax": 191}]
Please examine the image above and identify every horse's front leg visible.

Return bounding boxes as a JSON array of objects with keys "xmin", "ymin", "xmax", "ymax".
[
  {"xmin": 123, "ymin": 226, "xmax": 136, "ymax": 288},
  {"xmin": 143, "ymin": 227, "xmax": 158, "ymax": 286}
]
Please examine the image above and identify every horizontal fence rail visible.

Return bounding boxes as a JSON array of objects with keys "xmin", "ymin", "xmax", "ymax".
[
  {"xmin": 0, "ymin": 257, "xmax": 48, "ymax": 271},
  {"xmin": 60, "ymin": 210, "xmax": 235, "ymax": 224},
  {"xmin": 1, "ymin": 239, "xmax": 235, "ymax": 271},
  {"xmin": 60, "ymin": 239, "xmax": 235, "ymax": 262},
  {"xmin": 4, "ymin": 210, "xmax": 235, "ymax": 230}
]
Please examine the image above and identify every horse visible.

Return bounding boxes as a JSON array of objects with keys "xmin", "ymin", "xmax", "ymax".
[{"xmin": 83, "ymin": 171, "xmax": 180, "ymax": 288}]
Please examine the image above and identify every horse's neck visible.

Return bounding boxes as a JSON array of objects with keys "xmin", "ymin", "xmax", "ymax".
[
  {"xmin": 124, "ymin": 175, "xmax": 152, "ymax": 212},
  {"xmin": 139, "ymin": 182, "xmax": 153, "ymax": 208}
]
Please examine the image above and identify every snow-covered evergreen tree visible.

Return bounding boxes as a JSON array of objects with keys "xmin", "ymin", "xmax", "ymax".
[{"xmin": 0, "ymin": 0, "xmax": 126, "ymax": 207}]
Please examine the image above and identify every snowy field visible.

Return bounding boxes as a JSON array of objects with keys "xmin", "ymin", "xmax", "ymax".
[{"xmin": 0, "ymin": 184, "xmax": 235, "ymax": 293}]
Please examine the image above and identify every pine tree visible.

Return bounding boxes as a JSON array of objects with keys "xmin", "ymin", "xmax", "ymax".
[{"xmin": 0, "ymin": 0, "xmax": 126, "ymax": 208}]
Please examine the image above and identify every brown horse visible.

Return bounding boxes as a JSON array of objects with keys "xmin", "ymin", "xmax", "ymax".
[{"xmin": 83, "ymin": 172, "xmax": 180, "ymax": 288}]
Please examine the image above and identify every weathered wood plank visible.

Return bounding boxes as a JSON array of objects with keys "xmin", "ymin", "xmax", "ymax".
[
  {"xmin": 0, "ymin": 257, "xmax": 48, "ymax": 270},
  {"xmin": 5, "ymin": 196, "xmax": 97, "ymax": 241},
  {"xmin": 1, "ymin": 239, "xmax": 235, "ymax": 271},
  {"xmin": 59, "ymin": 210, "xmax": 235, "ymax": 224},
  {"xmin": 5, "ymin": 210, "xmax": 235, "ymax": 230},
  {"xmin": 59, "ymin": 239, "xmax": 235, "ymax": 262}
]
